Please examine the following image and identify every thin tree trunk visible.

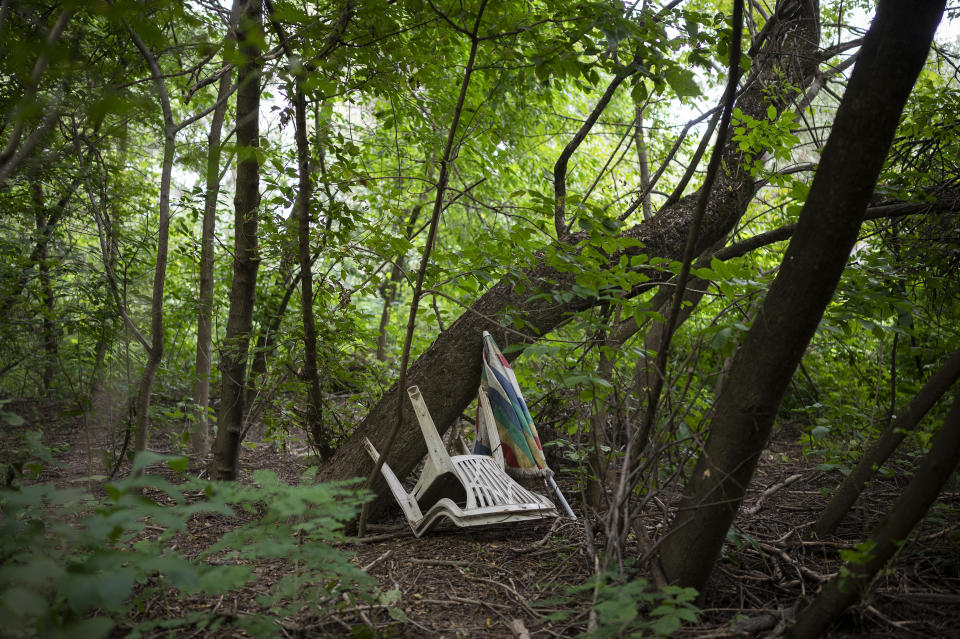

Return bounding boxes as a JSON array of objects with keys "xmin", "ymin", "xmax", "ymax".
[
  {"xmin": 292, "ymin": 84, "xmax": 331, "ymax": 457},
  {"xmin": 634, "ymin": 106, "xmax": 652, "ymax": 220},
  {"xmin": 259, "ymin": 0, "xmax": 353, "ymax": 453},
  {"xmin": 376, "ymin": 203, "xmax": 423, "ymax": 361},
  {"xmin": 126, "ymin": 24, "xmax": 177, "ymax": 455},
  {"xmin": 357, "ymin": 0, "xmax": 489, "ymax": 536},
  {"xmin": 320, "ymin": 0, "xmax": 821, "ymax": 519},
  {"xmin": 787, "ymin": 385, "xmax": 960, "ymax": 639},
  {"xmin": 244, "ymin": 269, "xmax": 296, "ymax": 426},
  {"xmin": 1, "ymin": 177, "xmax": 80, "ymax": 313},
  {"xmin": 815, "ymin": 345, "xmax": 960, "ymax": 536},
  {"xmin": 658, "ymin": 0, "xmax": 944, "ymax": 592},
  {"xmin": 30, "ymin": 182, "xmax": 58, "ymax": 396},
  {"xmin": 192, "ymin": 2, "xmax": 238, "ymax": 458},
  {"xmin": 210, "ymin": 0, "xmax": 263, "ymax": 481}
]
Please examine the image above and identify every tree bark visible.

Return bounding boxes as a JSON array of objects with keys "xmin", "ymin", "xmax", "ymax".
[
  {"xmin": 210, "ymin": 0, "xmax": 263, "ymax": 480},
  {"xmin": 657, "ymin": 0, "xmax": 945, "ymax": 593},
  {"xmin": 30, "ymin": 182, "xmax": 58, "ymax": 396},
  {"xmin": 358, "ymin": 0, "xmax": 489, "ymax": 536},
  {"xmin": 319, "ymin": 0, "xmax": 821, "ymax": 518},
  {"xmin": 293, "ymin": 84, "xmax": 331, "ymax": 457},
  {"xmin": 192, "ymin": 1, "xmax": 238, "ymax": 458},
  {"xmin": 815, "ymin": 345, "xmax": 960, "ymax": 536},
  {"xmin": 634, "ymin": 106, "xmax": 652, "ymax": 220},
  {"xmin": 127, "ymin": 24, "xmax": 177, "ymax": 455},
  {"xmin": 376, "ymin": 203, "xmax": 423, "ymax": 362},
  {"xmin": 786, "ymin": 385, "xmax": 960, "ymax": 639}
]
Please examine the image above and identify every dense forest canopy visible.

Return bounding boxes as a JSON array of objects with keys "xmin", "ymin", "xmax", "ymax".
[{"xmin": 1, "ymin": 0, "xmax": 959, "ymax": 636}]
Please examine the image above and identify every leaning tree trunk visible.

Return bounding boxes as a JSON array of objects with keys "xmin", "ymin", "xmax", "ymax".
[
  {"xmin": 210, "ymin": 0, "xmax": 263, "ymax": 481},
  {"xmin": 192, "ymin": 1, "xmax": 237, "ymax": 458},
  {"xmin": 787, "ymin": 385, "xmax": 960, "ymax": 639},
  {"xmin": 319, "ymin": 0, "xmax": 821, "ymax": 518},
  {"xmin": 657, "ymin": 0, "xmax": 945, "ymax": 593},
  {"xmin": 815, "ymin": 345, "xmax": 960, "ymax": 536}
]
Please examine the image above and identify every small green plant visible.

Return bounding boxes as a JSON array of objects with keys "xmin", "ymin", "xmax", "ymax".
[
  {"xmin": 0, "ymin": 451, "xmax": 242, "ymax": 638},
  {"xmin": 0, "ymin": 440, "xmax": 384, "ymax": 637},
  {"xmin": 585, "ymin": 576, "xmax": 699, "ymax": 638},
  {"xmin": 730, "ymin": 106, "xmax": 801, "ymax": 176},
  {"xmin": 836, "ymin": 539, "xmax": 878, "ymax": 595},
  {"xmin": 539, "ymin": 571, "xmax": 699, "ymax": 638},
  {"xmin": 203, "ymin": 467, "xmax": 388, "ymax": 633}
]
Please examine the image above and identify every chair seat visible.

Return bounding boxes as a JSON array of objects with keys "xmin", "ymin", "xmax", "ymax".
[
  {"xmin": 452, "ymin": 454, "xmax": 550, "ymax": 509},
  {"xmin": 363, "ymin": 385, "xmax": 557, "ymax": 537}
]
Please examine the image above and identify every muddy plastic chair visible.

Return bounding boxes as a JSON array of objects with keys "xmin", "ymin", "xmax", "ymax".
[{"xmin": 363, "ymin": 385, "xmax": 557, "ymax": 537}]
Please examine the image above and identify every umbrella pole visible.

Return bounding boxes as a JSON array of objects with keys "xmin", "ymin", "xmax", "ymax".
[{"xmin": 548, "ymin": 475, "xmax": 577, "ymax": 519}]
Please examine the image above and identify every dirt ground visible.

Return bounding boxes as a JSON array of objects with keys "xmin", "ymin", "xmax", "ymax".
[{"xmin": 3, "ymin": 400, "xmax": 959, "ymax": 638}]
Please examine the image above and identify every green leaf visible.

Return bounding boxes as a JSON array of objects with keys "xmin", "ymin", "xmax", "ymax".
[
  {"xmin": 1, "ymin": 411, "xmax": 26, "ymax": 426},
  {"xmin": 666, "ymin": 68, "xmax": 700, "ymax": 98},
  {"xmin": 652, "ymin": 613, "xmax": 682, "ymax": 635},
  {"xmin": 767, "ymin": 104, "xmax": 777, "ymax": 120},
  {"xmin": 49, "ymin": 617, "xmax": 114, "ymax": 639},
  {"xmin": 1, "ymin": 586, "xmax": 48, "ymax": 618},
  {"xmin": 95, "ymin": 569, "xmax": 136, "ymax": 610},
  {"xmin": 130, "ymin": 451, "xmax": 173, "ymax": 475},
  {"xmin": 167, "ymin": 456, "xmax": 189, "ymax": 473}
]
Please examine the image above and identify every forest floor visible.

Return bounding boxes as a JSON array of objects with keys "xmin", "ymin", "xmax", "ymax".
[{"xmin": 3, "ymin": 400, "xmax": 960, "ymax": 638}]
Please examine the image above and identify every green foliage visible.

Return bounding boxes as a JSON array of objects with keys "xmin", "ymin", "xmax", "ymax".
[
  {"xmin": 730, "ymin": 106, "xmax": 801, "ymax": 176},
  {"xmin": 0, "ymin": 445, "xmax": 377, "ymax": 637},
  {"xmin": 202, "ymin": 468, "xmax": 378, "ymax": 629},
  {"xmin": 539, "ymin": 571, "xmax": 699, "ymax": 638},
  {"xmin": 585, "ymin": 577, "xmax": 699, "ymax": 638},
  {"xmin": 836, "ymin": 540, "xmax": 878, "ymax": 594}
]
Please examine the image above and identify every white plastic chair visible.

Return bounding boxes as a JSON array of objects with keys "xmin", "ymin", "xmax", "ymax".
[{"xmin": 363, "ymin": 385, "xmax": 557, "ymax": 537}]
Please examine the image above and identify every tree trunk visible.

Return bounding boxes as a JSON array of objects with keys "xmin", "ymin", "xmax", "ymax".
[
  {"xmin": 376, "ymin": 203, "xmax": 423, "ymax": 361},
  {"xmin": 127, "ymin": 26, "xmax": 177, "ymax": 455},
  {"xmin": 293, "ymin": 84, "xmax": 331, "ymax": 458},
  {"xmin": 30, "ymin": 182, "xmax": 58, "ymax": 396},
  {"xmin": 634, "ymin": 106, "xmax": 652, "ymax": 220},
  {"xmin": 243, "ymin": 268, "xmax": 296, "ymax": 427},
  {"xmin": 210, "ymin": 0, "xmax": 263, "ymax": 480},
  {"xmin": 1, "ymin": 177, "xmax": 79, "ymax": 318},
  {"xmin": 814, "ymin": 345, "xmax": 960, "ymax": 536},
  {"xmin": 657, "ymin": 0, "xmax": 945, "ymax": 593},
  {"xmin": 264, "ymin": 0, "xmax": 330, "ymax": 456},
  {"xmin": 319, "ymin": 0, "xmax": 821, "ymax": 518},
  {"xmin": 786, "ymin": 385, "xmax": 960, "ymax": 639},
  {"xmin": 191, "ymin": 1, "xmax": 238, "ymax": 459}
]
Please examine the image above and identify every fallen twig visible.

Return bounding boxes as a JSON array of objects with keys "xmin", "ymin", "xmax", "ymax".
[
  {"xmin": 757, "ymin": 542, "xmax": 832, "ymax": 583},
  {"xmin": 465, "ymin": 575, "xmax": 541, "ymax": 619},
  {"xmin": 408, "ymin": 558, "xmax": 471, "ymax": 568},
  {"xmin": 343, "ymin": 530, "xmax": 412, "ymax": 544},
  {"xmin": 509, "ymin": 617, "xmax": 531, "ymax": 639},
  {"xmin": 362, "ymin": 548, "xmax": 393, "ymax": 572},
  {"xmin": 510, "ymin": 517, "xmax": 562, "ymax": 554},
  {"xmin": 744, "ymin": 473, "xmax": 804, "ymax": 516}
]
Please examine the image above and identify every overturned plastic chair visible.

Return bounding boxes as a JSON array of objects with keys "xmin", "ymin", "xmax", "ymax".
[{"xmin": 364, "ymin": 385, "xmax": 557, "ymax": 537}]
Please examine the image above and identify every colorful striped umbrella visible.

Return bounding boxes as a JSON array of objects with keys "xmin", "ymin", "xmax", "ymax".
[{"xmin": 473, "ymin": 331, "xmax": 576, "ymax": 518}]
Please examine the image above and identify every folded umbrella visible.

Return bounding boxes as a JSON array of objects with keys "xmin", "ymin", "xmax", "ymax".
[{"xmin": 474, "ymin": 331, "xmax": 576, "ymax": 518}]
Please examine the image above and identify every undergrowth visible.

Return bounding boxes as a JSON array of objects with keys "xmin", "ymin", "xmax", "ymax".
[{"xmin": 0, "ymin": 430, "xmax": 388, "ymax": 637}]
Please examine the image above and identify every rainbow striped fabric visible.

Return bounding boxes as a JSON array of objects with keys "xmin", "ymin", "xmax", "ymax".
[{"xmin": 473, "ymin": 331, "xmax": 548, "ymax": 472}]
